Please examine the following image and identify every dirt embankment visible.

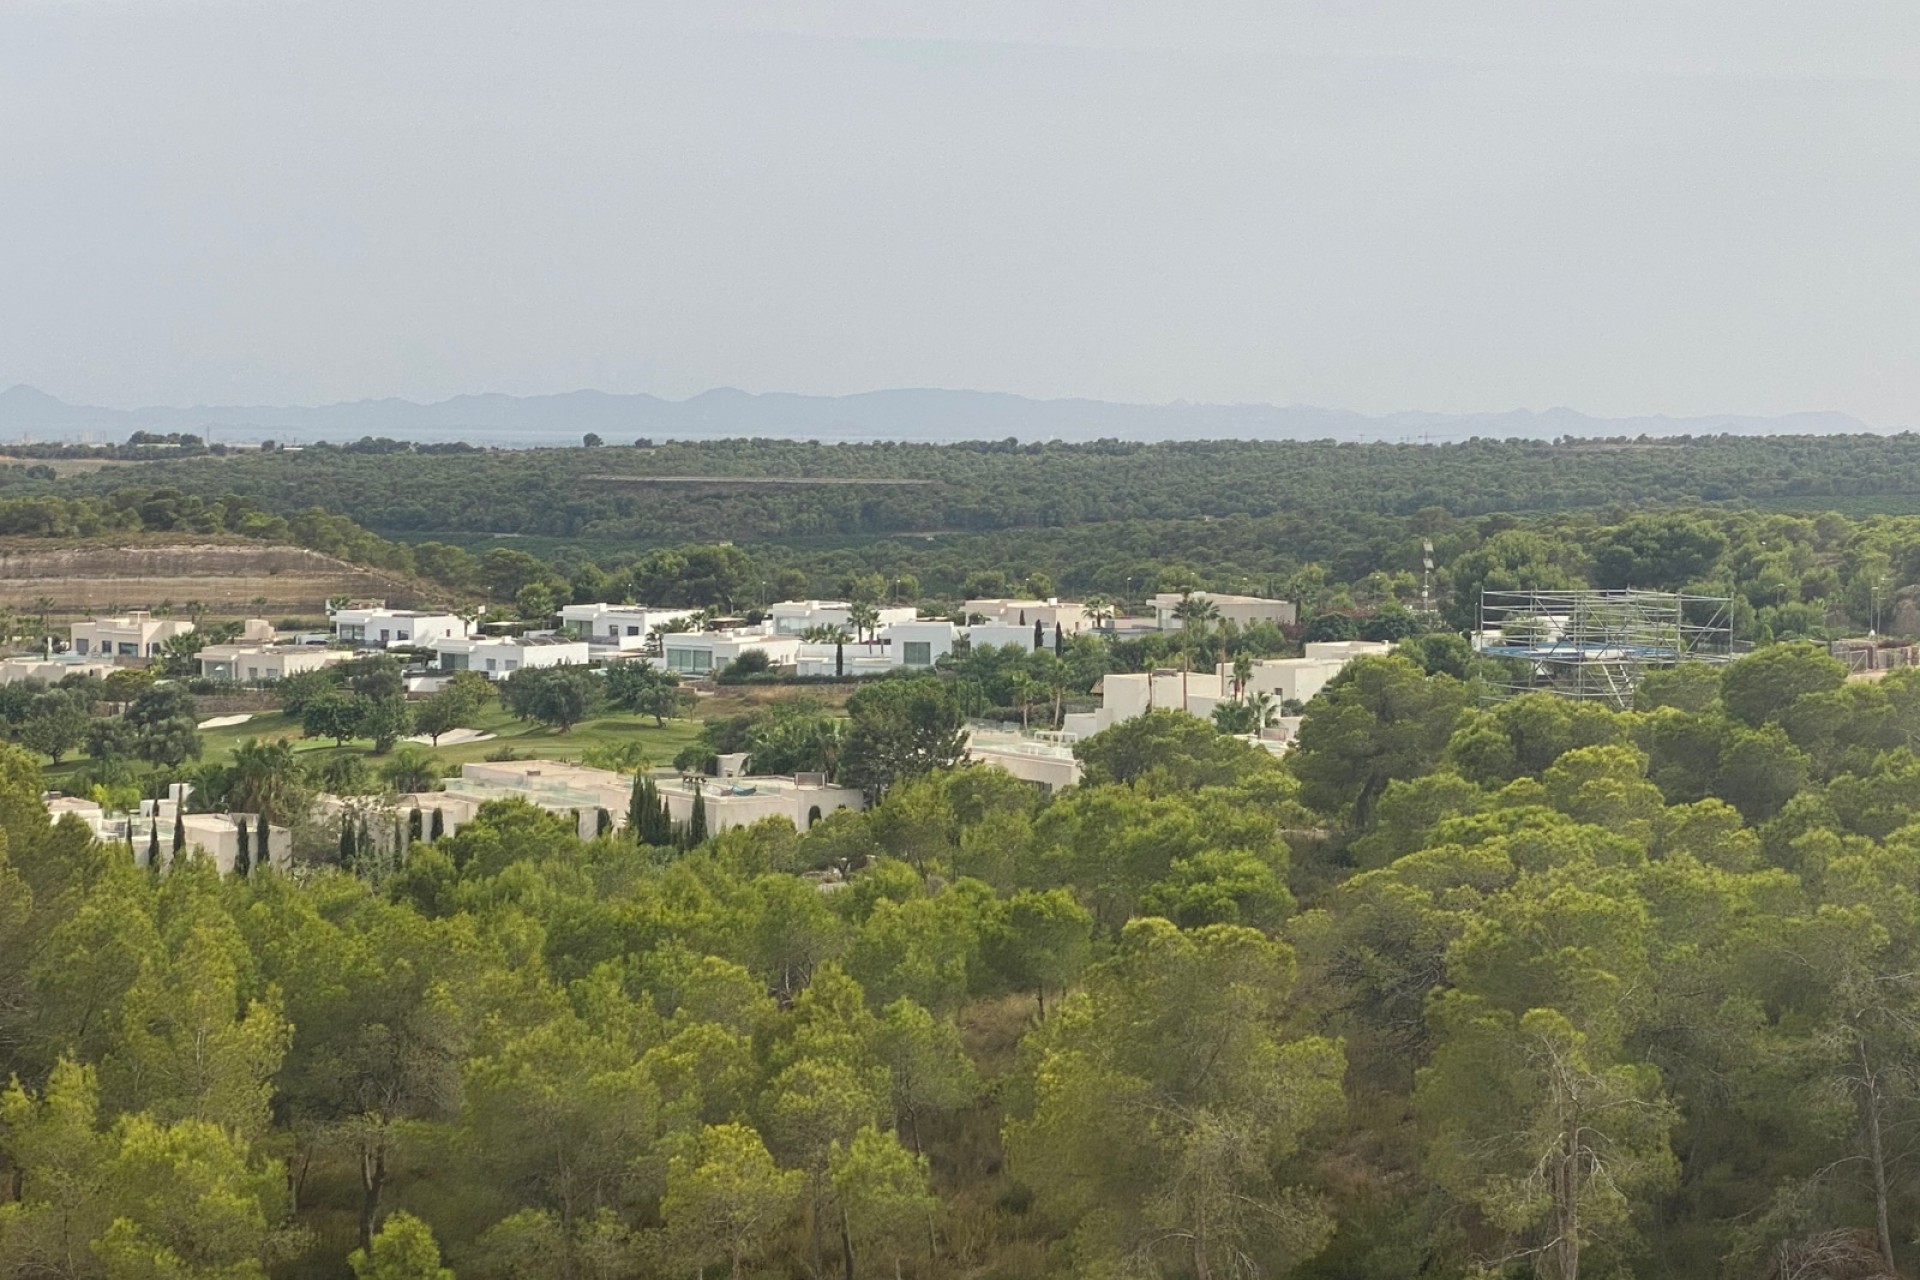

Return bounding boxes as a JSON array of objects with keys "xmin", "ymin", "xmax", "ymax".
[{"xmin": 0, "ymin": 542, "xmax": 458, "ymax": 616}]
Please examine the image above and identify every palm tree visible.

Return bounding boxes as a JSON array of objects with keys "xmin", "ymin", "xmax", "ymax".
[
  {"xmin": 1083, "ymin": 595, "xmax": 1115, "ymax": 631},
  {"xmin": 227, "ymin": 738, "xmax": 306, "ymax": 826},
  {"xmin": 848, "ymin": 601, "xmax": 880, "ymax": 644},
  {"xmin": 1232, "ymin": 652, "xmax": 1254, "ymax": 699},
  {"xmin": 1011, "ymin": 672, "xmax": 1042, "ymax": 729},
  {"xmin": 184, "ymin": 599, "xmax": 209, "ymax": 625},
  {"xmin": 250, "ymin": 595, "xmax": 270, "ymax": 613},
  {"xmin": 33, "ymin": 596, "xmax": 55, "ymax": 635},
  {"xmin": 1248, "ymin": 690, "xmax": 1278, "ymax": 730}
]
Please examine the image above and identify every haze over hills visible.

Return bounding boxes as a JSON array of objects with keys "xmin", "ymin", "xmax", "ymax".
[{"xmin": 0, "ymin": 383, "xmax": 1881, "ymax": 448}]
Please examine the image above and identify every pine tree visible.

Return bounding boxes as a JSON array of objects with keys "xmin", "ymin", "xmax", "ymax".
[
  {"xmin": 256, "ymin": 812, "xmax": 270, "ymax": 870},
  {"xmin": 234, "ymin": 818, "xmax": 251, "ymax": 878},
  {"xmin": 430, "ymin": 807, "xmax": 445, "ymax": 842}
]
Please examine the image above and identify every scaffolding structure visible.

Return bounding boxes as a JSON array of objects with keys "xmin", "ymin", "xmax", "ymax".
[{"xmin": 1474, "ymin": 589, "xmax": 1737, "ymax": 707}]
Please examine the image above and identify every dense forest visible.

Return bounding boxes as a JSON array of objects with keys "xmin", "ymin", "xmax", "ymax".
[
  {"xmin": 23, "ymin": 433, "xmax": 1920, "ymax": 546},
  {"xmin": 7, "ymin": 643, "xmax": 1920, "ymax": 1279}
]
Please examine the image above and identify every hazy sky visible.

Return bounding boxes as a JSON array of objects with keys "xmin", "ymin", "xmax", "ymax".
[{"xmin": 4, "ymin": 2, "xmax": 1918, "ymax": 421}]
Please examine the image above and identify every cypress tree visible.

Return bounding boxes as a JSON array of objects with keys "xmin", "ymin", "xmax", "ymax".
[
  {"xmin": 408, "ymin": 807, "xmax": 423, "ymax": 845},
  {"xmin": 1034, "ymin": 618, "xmax": 1045, "ymax": 650},
  {"xmin": 689, "ymin": 785, "xmax": 708, "ymax": 846},
  {"xmin": 173, "ymin": 809, "xmax": 187, "ymax": 863},
  {"xmin": 596, "ymin": 807, "xmax": 612, "ymax": 837},
  {"xmin": 234, "ymin": 819, "xmax": 251, "ymax": 878},
  {"xmin": 835, "ymin": 640, "xmax": 844, "ymax": 678},
  {"xmin": 1054, "ymin": 621, "xmax": 1065, "ymax": 656},
  {"xmin": 627, "ymin": 775, "xmax": 647, "ymax": 841},
  {"xmin": 256, "ymin": 812, "xmax": 271, "ymax": 870},
  {"xmin": 430, "ymin": 807, "xmax": 445, "ymax": 841},
  {"xmin": 146, "ymin": 820, "xmax": 161, "ymax": 875},
  {"xmin": 340, "ymin": 820, "xmax": 357, "ymax": 871}
]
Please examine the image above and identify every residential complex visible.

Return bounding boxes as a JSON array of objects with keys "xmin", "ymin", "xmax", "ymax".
[
  {"xmin": 1150, "ymin": 591, "xmax": 1299, "ymax": 631},
  {"xmin": 560, "ymin": 603, "xmax": 659, "ymax": 651}
]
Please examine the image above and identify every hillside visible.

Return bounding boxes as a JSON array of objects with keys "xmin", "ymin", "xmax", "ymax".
[
  {"xmin": 0, "ymin": 382, "xmax": 1878, "ymax": 447},
  {"xmin": 0, "ymin": 538, "xmax": 467, "ymax": 616}
]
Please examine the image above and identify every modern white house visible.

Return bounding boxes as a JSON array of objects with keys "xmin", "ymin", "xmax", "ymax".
[
  {"xmin": 965, "ymin": 729, "xmax": 1084, "ymax": 794},
  {"xmin": 655, "ymin": 772, "xmax": 864, "ymax": 833},
  {"xmin": 963, "ymin": 622, "xmax": 1045, "ymax": 652},
  {"xmin": 560, "ymin": 603, "xmax": 658, "ymax": 651},
  {"xmin": 964, "ymin": 598, "xmax": 1090, "ymax": 632},
  {"xmin": 431, "ymin": 634, "xmax": 591, "ymax": 678},
  {"xmin": 70, "ymin": 611, "xmax": 194, "ymax": 660},
  {"xmin": 792, "ymin": 619, "xmax": 959, "ymax": 677},
  {"xmin": 48, "ymin": 794, "xmax": 291, "ymax": 876},
  {"xmin": 660, "ymin": 630, "xmax": 801, "ymax": 677},
  {"xmin": 0, "ymin": 654, "xmax": 117, "ymax": 685},
  {"xmin": 404, "ymin": 760, "xmax": 864, "ymax": 839},
  {"xmin": 1151, "ymin": 592, "xmax": 1299, "ymax": 631},
  {"xmin": 332, "ymin": 607, "xmax": 471, "ymax": 648},
  {"xmin": 767, "ymin": 600, "xmax": 918, "ymax": 637},
  {"xmin": 198, "ymin": 643, "xmax": 354, "ymax": 684},
  {"xmin": 1061, "ymin": 640, "xmax": 1393, "ymax": 739}
]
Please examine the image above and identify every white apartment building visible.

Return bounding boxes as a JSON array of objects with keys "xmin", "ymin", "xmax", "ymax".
[
  {"xmin": 1151, "ymin": 591, "xmax": 1299, "ymax": 631},
  {"xmin": 561, "ymin": 603, "xmax": 658, "ymax": 650},
  {"xmin": 199, "ymin": 643, "xmax": 354, "ymax": 684},
  {"xmin": 70, "ymin": 611, "xmax": 194, "ymax": 660},
  {"xmin": 332, "ymin": 607, "xmax": 470, "ymax": 648},
  {"xmin": 431, "ymin": 634, "xmax": 591, "ymax": 678}
]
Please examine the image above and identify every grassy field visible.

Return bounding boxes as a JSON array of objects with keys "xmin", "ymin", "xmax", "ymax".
[{"xmin": 43, "ymin": 701, "xmax": 707, "ymax": 792}]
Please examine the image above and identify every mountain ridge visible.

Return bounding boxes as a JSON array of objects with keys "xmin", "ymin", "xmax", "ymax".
[{"xmin": 0, "ymin": 383, "xmax": 1885, "ymax": 447}]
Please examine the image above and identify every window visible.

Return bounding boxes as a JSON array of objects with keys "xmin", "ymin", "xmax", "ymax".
[
  {"xmin": 903, "ymin": 641, "xmax": 931, "ymax": 666},
  {"xmin": 666, "ymin": 647, "xmax": 712, "ymax": 674},
  {"xmin": 396, "ymin": 631, "xmax": 410, "ymax": 642},
  {"xmin": 626, "ymin": 625, "xmax": 641, "ymax": 636},
  {"xmin": 74, "ymin": 639, "xmax": 89, "ymax": 655},
  {"xmin": 485, "ymin": 658, "xmax": 498, "ymax": 672},
  {"xmin": 118, "ymin": 643, "xmax": 137, "ymax": 657},
  {"xmin": 379, "ymin": 629, "xmax": 391, "ymax": 643},
  {"xmin": 504, "ymin": 660, "xmax": 519, "ymax": 670}
]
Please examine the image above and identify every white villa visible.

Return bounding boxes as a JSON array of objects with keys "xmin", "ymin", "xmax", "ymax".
[
  {"xmin": 70, "ymin": 611, "xmax": 194, "ymax": 660},
  {"xmin": 1151, "ymin": 591, "xmax": 1299, "ymax": 631},
  {"xmin": 368, "ymin": 760, "xmax": 865, "ymax": 840},
  {"xmin": 965, "ymin": 728, "xmax": 1084, "ymax": 794},
  {"xmin": 199, "ymin": 642, "xmax": 354, "ymax": 684},
  {"xmin": 0, "ymin": 654, "xmax": 117, "ymax": 685},
  {"xmin": 332, "ymin": 607, "xmax": 471, "ymax": 649},
  {"xmin": 660, "ymin": 630, "xmax": 801, "ymax": 677},
  {"xmin": 431, "ymin": 634, "xmax": 590, "ymax": 678},
  {"xmin": 965, "ymin": 598, "xmax": 1090, "ymax": 632},
  {"xmin": 1062, "ymin": 640, "xmax": 1393, "ymax": 739},
  {"xmin": 561, "ymin": 603, "xmax": 659, "ymax": 651},
  {"xmin": 768, "ymin": 600, "xmax": 917, "ymax": 637},
  {"xmin": 49, "ymin": 794, "xmax": 291, "ymax": 876},
  {"xmin": 793, "ymin": 619, "xmax": 959, "ymax": 677}
]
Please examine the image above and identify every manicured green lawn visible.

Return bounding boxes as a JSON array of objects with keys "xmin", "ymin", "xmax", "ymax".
[{"xmin": 43, "ymin": 701, "xmax": 705, "ymax": 790}]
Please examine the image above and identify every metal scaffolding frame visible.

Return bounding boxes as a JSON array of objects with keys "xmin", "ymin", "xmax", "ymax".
[{"xmin": 1474, "ymin": 588, "xmax": 1737, "ymax": 707}]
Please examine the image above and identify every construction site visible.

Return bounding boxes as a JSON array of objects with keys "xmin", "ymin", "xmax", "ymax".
[{"xmin": 1473, "ymin": 588, "xmax": 1739, "ymax": 707}]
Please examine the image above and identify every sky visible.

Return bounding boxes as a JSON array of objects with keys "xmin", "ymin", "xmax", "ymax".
[{"xmin": 3, "ymin": 1, "xmax": 1919, "ymax": 422}]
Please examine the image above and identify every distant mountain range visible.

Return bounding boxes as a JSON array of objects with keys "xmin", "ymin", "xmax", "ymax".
[{"xmin": 0, "ymin": 383, "xmax": 1884, "ymax": 447}]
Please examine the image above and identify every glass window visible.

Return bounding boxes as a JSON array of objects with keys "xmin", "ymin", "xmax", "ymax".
[{"xmin": 903, "ymin": 641, "xmax": 931, "ymax": 666}]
